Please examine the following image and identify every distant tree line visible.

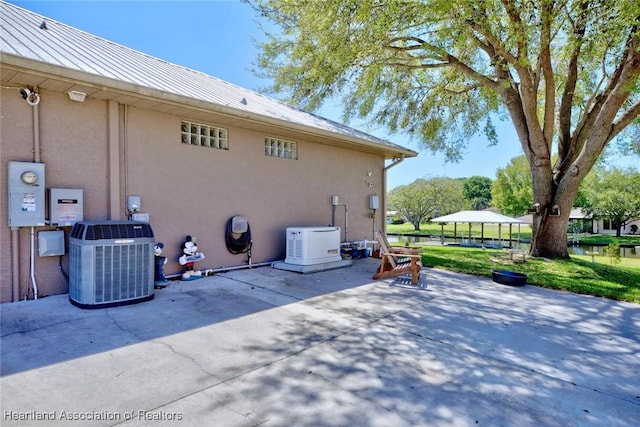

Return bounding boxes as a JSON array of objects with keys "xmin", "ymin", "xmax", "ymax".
[{"xmin": 388, "ymin": 158, "xmax": 640, "ymax": 236}]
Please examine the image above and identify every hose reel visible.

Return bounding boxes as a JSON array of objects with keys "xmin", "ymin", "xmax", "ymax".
[{"xmin": 225, "ymin": 215, "xmax": 253, "ymax": 265}]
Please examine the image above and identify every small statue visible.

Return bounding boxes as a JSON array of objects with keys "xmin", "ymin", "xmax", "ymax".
[
  {"xmin": 178, "ymin": 235, "xmax": 205, "ymax": 280},
  {"xmin": 154, "ymin": 242, "xmax": 168, "ymax": 288}
]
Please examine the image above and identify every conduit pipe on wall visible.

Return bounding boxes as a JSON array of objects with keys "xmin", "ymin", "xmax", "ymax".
[
  {"xmin": 381, "ymin": 155, "xmax": 405, "ymax": 235},
  {"xmin": 33, "ymin": 95, "xmax": 41, "ymax": 162},
  {"xmin": 11, "ymin": 228, "xmax": 19, "ymax": 302},
  {"xmin": 30, "ymin": 227, "xmax": 38, "ymax": 300},
  {"xmin": 30, "ymin": 92, "xmax": 41, "ymax": 300}
]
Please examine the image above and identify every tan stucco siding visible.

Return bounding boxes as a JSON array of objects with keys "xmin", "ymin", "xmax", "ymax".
[
  {"xmin": 124, "ymin": 107, "xmax": 383, "ymax": 274},
  {"xmin": 1, "ymin": 88, "xmax": 385, "ymax": 301}
]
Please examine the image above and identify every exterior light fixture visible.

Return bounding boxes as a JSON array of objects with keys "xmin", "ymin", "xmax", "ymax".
[{"xmin": 68, "ymin": 90, "xmax": 86, "ymax": 102}]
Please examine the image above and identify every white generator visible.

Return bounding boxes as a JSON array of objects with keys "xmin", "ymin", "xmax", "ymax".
[{"xmin": 285, "ymin": 226, "xmax": 342, "ymax": 265}]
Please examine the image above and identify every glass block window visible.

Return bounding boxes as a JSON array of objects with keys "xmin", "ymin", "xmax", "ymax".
[
  {"xmin": 181, "ymin": 121, "xmax": 228, "ymax": 149},
  {"xmin": 264, "ymin": 137, "xmax": 297, "ymax": 159}
]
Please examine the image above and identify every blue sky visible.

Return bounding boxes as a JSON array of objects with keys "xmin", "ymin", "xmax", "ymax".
[{"xmin": 8, "ymin": 1, "xmax": 634, "ymax": 189}]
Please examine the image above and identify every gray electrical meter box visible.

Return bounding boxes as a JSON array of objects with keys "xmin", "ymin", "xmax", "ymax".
[
  {"xmin": 8, "ymin": 161, "xmax": 46, "ymax": 227},
  {"xmin": 49, "ymin": 188, "xmax": 84, "ymax": 226}
]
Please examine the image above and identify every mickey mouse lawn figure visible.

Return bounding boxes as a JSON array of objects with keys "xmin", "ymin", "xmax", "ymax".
[{"xmin": 178, "ymin": 235, "xmax": 205, "ymax": 280}]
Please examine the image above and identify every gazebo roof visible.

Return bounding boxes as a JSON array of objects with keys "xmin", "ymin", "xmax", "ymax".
[{"xmin": 431, "ymin": 210, "xmax": 523, "ymax": 224}]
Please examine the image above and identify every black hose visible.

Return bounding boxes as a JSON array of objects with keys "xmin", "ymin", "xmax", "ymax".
[
  {"xmin": 58, "ymin": 255, "xmax": 69, "ymax": 282},
  {"xmin": 225, "ymin": 218, "xmax": 252, "ymax": 254}
]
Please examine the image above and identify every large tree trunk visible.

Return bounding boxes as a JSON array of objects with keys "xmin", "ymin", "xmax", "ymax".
[
  {"xmin": 528, "ymin": 165, "xmax": 579, "ymax": 259},
  {"xmin": 530, "ymin": 213, "xmax": 571, "ymax": 259}
]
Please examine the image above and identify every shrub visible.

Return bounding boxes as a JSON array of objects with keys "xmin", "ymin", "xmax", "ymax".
[{"xmin": 604, "ymin": 239, "xmax": 621, "ymax": 265}]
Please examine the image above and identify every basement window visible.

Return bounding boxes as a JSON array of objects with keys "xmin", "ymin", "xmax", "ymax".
[
  {"xmin": 181, "ymin": 121, "xmax": 228, "ymax": 149},
  {"xmin": 265, "ymin": 137, "xmax": 297, "ymax": 159}
]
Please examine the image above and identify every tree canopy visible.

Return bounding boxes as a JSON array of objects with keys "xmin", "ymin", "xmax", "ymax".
[
  {"xmin": 250, "ymin": 0, "xmax": 640, "ymax": 258},
  {"xmin": 491, "ymin": 155, "xmax": 533, "ymax": 217},
  {"xmin": 388, "ymin": 177, "xmax": 467, "ymax": 230},
  {"xmin": 580, "ymin": 167, "xmax": 640, "ymax": 237},
  {"xmin": 463, "ymin": 176, "xmax": 493, "ymax": 210}
]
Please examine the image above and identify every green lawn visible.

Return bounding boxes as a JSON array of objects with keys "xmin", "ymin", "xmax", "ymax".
[
  {"xmin": 387, "ymin": 222, "xmax": 640, "ymax": 246},
  {"xmin": 414, "ymin": 245, "xmax": 640, "ymax": 303},
  {"xmin": 388, "ymin": 222, "xmax": 532, "ymax": 241}
]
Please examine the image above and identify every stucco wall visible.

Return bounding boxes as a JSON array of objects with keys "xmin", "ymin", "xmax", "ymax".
[{"xmin": 1, "ymin": 88, "xmax": 385, "ymax": 302}]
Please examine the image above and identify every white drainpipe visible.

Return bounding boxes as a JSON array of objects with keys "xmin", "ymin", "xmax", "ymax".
[{"xmin": 381, "ymin": 155, "xmax": 405, "ymax": 235}]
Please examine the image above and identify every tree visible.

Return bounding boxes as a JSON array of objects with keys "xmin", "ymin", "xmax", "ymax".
[
  {"xmin": 491, "ymin": 155, "xmax": 533, "ymax": 217},
  {"xmin": 388, "ymin": 177, "xmax": 467, "ymax": 230},
  {"xmin": 249, "ymin": 0, "xmax": 640, "ymax": 258},
  {"xmin": 581, "ymin": 167, "xmax": 640, "ymax": 237},
  {"xmin": 463, "ymin": 176, "xmax": 493, "ymax": 210}
]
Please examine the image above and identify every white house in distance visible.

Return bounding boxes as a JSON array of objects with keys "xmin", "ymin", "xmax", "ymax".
[
  {"xmin": 0, "ymin": 2, "xmax": 417, "ymax": 302},
  {"xmin": 569, "ymin": 208, "xmax": 640, "ymax": 236}
]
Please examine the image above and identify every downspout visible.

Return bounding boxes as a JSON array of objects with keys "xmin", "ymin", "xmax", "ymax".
[
  {"xmin": 107, "ymin": 100, "xmax": 120, "ymax": 220},
  {"xmin": 381, "ymin": 155, "xmax": 405, "ymax": 236}
]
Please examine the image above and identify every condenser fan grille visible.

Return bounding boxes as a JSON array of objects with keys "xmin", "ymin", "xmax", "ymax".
[{"xmin": 71, "ymin": 222, "xmax": 154, "ymax": 240}]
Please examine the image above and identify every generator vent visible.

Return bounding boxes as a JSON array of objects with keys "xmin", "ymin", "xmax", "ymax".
[{"xmin": 69, "ymin": 220, "xmax": 154, "ymax": 309}]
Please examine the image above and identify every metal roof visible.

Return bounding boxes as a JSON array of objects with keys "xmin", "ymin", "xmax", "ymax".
[
  {"xmin": 431, "ymin": 210, "xmax": 523, "ymax": 224},
  {"xmin": 0, "ymin": 1, "xmax": 417, "ymax": 158}
]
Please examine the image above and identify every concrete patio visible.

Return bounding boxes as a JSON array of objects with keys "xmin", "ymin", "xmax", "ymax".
[{"xmin": 1, "ymin": 258, "xmax": 639, "ymax": 426}]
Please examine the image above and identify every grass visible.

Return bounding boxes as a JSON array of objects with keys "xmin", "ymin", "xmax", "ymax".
[
  {"xmin": 388, "ymin": 222, "xmax": 532, "ymax": 241},
  {"xmin": 577, "ymin": 234, "xmax": 640, "ymax": 246},
  {"xmin": 387, "ymin": 222, "xmax": 640, "ymax": 246},
  {"xmin": 413, "ymin": 245, "xmax": 640, "ymax": 304}
]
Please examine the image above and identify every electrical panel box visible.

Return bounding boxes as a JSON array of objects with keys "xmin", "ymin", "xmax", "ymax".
[
  {"xmin": 131, "ymin": 212, "xmax": 149, "ymax": 222},
  {"xmin": 38, "ymin": 230, "xmax": 65, "ymax": 257},
  {"xmin": 127, "ymin": 195, "xmax": 141, "ymax": 212},
  {"xmin": 369, "ymin": 195, "xmax": 379, "ymax": 210},
  {"xmin": 8, "ymin": 161, "xmax": 46, "ymax": 227},
  {"xmin": 49, "ymin": 188, "xmax": 83, "ymax": 226}
]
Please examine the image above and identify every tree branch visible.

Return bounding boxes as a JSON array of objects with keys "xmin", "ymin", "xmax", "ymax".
[
  {"xmin": 610, "ymin": 101, "xmax": 640, "ymax": 141},
  {"xmin": 558, "ymin": 0, "xmax": 589, "ymax": 163},
  {"xmin": 500, "ymin": 0, "xmax": 529, "ymax": 62},
  {"xmin": 540, "ymin": 1, "xmax": 556, "ymax": 149},
  {"xmin": 443, "ymin": 83, "xmax": 483, "ymax": 94},
  {"xmin": 384, "ymin": 37, "xmax": 502, "ymax": 92}
]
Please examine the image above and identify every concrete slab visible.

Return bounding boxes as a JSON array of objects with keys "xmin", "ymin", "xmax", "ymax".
[
  {"xmin": 271, "ymin": 259, "xmax": 352, "ymax": 273},
  {"xmin": 1, "ymin": 258, "xmax": 639, "ymax": 426}
]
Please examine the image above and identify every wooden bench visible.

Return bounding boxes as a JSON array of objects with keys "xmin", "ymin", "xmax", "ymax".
[{"xmin": 508, "ymin": 249, "xmax": 527, "ymax": 263}]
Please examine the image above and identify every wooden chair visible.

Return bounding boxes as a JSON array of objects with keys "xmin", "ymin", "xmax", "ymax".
[{"xmin": 373, "ymin": 231, "xmax": 423, "ymax": 286}]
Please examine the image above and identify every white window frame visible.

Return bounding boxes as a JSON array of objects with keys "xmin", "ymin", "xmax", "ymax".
[
  {"xmin": 181, "ymin": 121, "xmax": 228, "ymax": 150},
  {"xmin": 264, "ymin": 137, "xmax": 297, "ymax": 159}
]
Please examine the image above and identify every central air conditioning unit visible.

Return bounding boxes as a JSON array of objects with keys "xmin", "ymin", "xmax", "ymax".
[
  {"xmin": 285, "ymin": 226, "xmax": 342, "ymax": 265},
  {"xmin": 69, "ymin": 220, "xmax": 155, "ymax": 308}
]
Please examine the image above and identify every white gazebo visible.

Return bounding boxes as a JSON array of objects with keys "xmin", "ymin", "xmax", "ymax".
[{"xmin": 430, "ymin": 210, "xmax": 523, "ymax": 248}]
